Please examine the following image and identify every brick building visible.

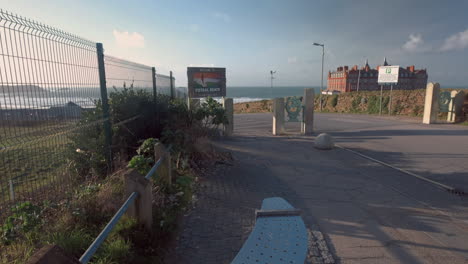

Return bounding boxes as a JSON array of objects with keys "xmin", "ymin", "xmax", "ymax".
[{"xmin": 327, "ymin": 58, "xmax": 428, "ymax": 93}]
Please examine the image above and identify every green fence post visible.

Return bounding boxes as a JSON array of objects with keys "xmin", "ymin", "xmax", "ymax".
[
  {"xmin": 96, "ymin": 43, "xmax": 112, "ymax": 172},
  {"xmin": 152, "ymin": 67, "xmax": 157, "ymax": 103},
  {"xmin": 170, "ymin": 71, "xmax": 174, "ymax": 99}
]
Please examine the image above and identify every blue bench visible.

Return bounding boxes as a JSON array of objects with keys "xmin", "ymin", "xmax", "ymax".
[{"xmin": 231, "ymin": 197, "xmax": 308, "ymax": 264}]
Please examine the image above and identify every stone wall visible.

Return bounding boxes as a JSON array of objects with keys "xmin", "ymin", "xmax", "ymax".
[{"xmin": 234, "ymin": 89, "xmax": 467, "ymax": 119}]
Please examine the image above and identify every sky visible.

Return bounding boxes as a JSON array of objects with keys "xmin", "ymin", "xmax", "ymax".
[{"xmin": 1, "ymin": 0, "xmax": 468, "ymax": 87}]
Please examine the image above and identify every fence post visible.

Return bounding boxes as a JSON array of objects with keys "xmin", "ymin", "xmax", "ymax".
[
  {"xmin": 154, "ymin": 142, "xmax": 172, "ymax": 185},
  {"xmin": 170, "ymin": 71, "xmax": 174, "ymax": 99},
  {"xmin": 96, "ymin": 43, "xmax": 112, "ymax": 171},
  {"xmin": 124, "ymin": 170, "xmax": 153, "ymax": 233},
  {"xmin": 152, "ymin": 67, "xmax": 157, "ymax": 103}
]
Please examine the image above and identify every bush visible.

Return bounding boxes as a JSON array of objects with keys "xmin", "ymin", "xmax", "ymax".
[
  {"xmin": 67, "ymin": 84, "xmax": 170, "ymax": 178},
  {"xmin": 331, "ymin": 95, "xmax": 338, "ymax": 108},
  {"xmin": 351, "ymin": 96, "xmax": 362, "ymax": 112},
  {"xmin": 367, "ymin": 95, "xmax": 380, "ymax": 114}
]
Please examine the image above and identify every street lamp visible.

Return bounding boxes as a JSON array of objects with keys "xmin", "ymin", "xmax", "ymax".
[
  {"xmin": 270, "ymin": 70, "xmax": 276, "ymax": 99},
  {"xmin": 313, "ymin": 42, "xmax": 324, "ymax": 111}
]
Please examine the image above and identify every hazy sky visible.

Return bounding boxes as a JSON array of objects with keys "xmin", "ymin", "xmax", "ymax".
[{"xmin": 2, "ymin": 0, "xmax": 468, "ymax": 87}]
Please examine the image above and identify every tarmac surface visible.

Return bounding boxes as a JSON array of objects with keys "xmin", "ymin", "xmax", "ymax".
[{"xmin": 169, "ymin": 113, "xmax": 468, "ymax": 264}]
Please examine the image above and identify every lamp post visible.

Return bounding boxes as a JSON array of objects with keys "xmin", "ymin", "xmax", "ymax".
[
  {"xmin": 313, "ymin": 42, "xmax": 324, "ymax": 111},
  {"xmin": 270, "ymin": 70, "xmax": 276, "ymax": 99}
]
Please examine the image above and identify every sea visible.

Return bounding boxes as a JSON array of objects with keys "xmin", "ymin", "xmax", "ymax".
[
  {"xmin": 227, "ymin": 86, "xmax": 321, "ymax": 103},
  {"xmin": 1, "ymin": 85, "xmax": 466, "ymax": 109}
]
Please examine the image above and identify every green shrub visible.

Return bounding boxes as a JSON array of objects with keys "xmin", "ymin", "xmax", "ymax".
[
  {"xmin": 331, "ymin": 95, "xmax": 338, "ymax": 108},
  {"xmin": 367, "ymin": 95, "xmax": 380, "ymax": 114},
  {"xmin": 67, "ymin": 84, "xmax": 170, "ymax": 178},
  {"xmin": 351, "ymin": 96, "xmax": 361, "ymax": 112},
  {"xmin": 382, "ymin": 96, "xmax": 390, "ymax": 114}
]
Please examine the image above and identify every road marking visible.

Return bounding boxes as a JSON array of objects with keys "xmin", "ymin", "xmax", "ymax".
[{"xmin": 334, "ymin": 144, "xmax": 456, "ymax": 192}]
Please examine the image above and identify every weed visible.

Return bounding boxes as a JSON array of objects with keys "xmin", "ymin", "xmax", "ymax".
[
  {"xmin": 1, "ymin": 202, "xmax": 41, "ymax": 245},
  {"xmin": 48, "ymin": 229, "xmax": 92, "ymax": 257}
]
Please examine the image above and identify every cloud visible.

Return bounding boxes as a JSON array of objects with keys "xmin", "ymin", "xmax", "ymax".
[
  {"xmin": 440, "ymin": 29, "xmax": 468, "ymax": 51},
  {"xmin": 189, "ymin": 24, "xmax": 200, "ymax": 33},
  {"xmin": 287, "ymin": 56, "xmax": 297, "ymax": 64},
  {"xmin": 113, "ymin": 30, "xmax": 145, "ymax": 48},
  {"xmin": 213, "ymin": 12, "xmax": 231, "ymax": 22},
  {"xmin": 402, "ymin": 33, "xmax": 425, "ymax": 52}
]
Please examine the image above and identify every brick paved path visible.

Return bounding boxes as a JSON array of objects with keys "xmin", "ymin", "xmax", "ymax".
[{"xmin": 166, "ymin": 114, "xmax": 468, "ymax": 264}]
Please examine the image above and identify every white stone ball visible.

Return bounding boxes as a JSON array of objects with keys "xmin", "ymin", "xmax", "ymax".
[{"xmin": 314, "ymin": 133, "xmax": 334, "ymax": 150}]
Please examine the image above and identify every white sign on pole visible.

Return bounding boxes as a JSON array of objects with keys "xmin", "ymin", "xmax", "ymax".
[{"xmin": 378, "ymin": 66, "xmax": 399, "ymax": 84}]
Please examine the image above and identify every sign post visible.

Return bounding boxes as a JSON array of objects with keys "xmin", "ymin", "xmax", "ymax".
[{"xmin": 377, "ymin": 65, "xmax": 399, "ymax": 115}]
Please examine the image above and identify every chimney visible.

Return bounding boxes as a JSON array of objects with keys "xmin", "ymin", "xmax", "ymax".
[
  {"xmin": 352, "ymin": 65, "xmax": 358, "ymax": 70},
  {"xmin": 344, "ymin": 66, "xmax": 349, "ymax": 71},
  {"xmin": 409, "ymin": 65, "xmax": 415, "ymax": 72}
]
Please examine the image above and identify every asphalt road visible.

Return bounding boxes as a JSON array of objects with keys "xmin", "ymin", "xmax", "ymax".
[{"xmin": 228, "ymin": 112, "xmax": 468, "ymax": 264}]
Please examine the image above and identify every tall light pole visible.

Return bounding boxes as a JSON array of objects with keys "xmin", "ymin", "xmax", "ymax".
[
  {"xmin": 270, "ymin": 70, "xmax": 276, "ymax": 99},
  {"xmin": 313, "ymin": 42, "xmax": 324, "ymax": 111}
]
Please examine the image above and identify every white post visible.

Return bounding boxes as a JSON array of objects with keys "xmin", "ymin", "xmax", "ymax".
[
  {"xmin": 423, "ymin": 82, "xmax": 440, "ymax": 124},
  {"xmin": 272, "ymin": 98, "xmax": 285, "ymax": 135},
  {"xmin": 447, "ymin": 90, "xmax": 465, "ymax": 123},
  {"xmin": 301, "ymin": 88, "xmax": 315, "ymax": 135},
  {"xmin": 9, "ymin": 179, "xmax": 15, "ymax": 202},
  {"xmin": 379, "ymin": 85, "xmax": 383, "ymax": 115},
  {"xmin": 388, "ymin": 84, "xmax": 393, "ymax": 115}
]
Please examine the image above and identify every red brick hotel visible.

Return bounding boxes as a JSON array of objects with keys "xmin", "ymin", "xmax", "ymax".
[{"xmin": 327, "ymin": 58, "xmax": 428, "ymax": 93}]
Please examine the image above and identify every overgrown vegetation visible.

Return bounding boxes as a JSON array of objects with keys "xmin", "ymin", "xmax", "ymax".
[{"xmin": 1, "ymin": 86, "xmax": 229, "ymax": 263}]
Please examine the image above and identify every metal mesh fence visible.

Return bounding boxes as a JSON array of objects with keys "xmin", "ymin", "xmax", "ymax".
[
  {"xmin": 0, "ymin": 10, "xmax": 100, "ymax": 214},
  {"xmin": 0, "ymin": 9, "xmax": 179, "ymax": 219},
  {"xmin": 105, "ymin": 55, "xmax": 153, "ymax": 91},
  {"xmin": 156, "ymin": 73, "xmax": 172, "ymax": 96}
]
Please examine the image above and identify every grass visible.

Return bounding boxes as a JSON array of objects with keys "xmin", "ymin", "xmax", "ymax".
[
  {"xmin": 0, "ymin": 158, "xmax": 196, "ymax": 264},
  {"xmin": 0, "ymin": 121, "xmax": 79, "ymax": 213}
]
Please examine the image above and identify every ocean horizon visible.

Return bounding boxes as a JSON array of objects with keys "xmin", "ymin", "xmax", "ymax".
[
  {"xmin": 226, "ymin": 86, "xmax": 321, "ymax": 103},
  {"xmin": 225, "ymin": 85, "xmax": 468, "ymax": 103}
]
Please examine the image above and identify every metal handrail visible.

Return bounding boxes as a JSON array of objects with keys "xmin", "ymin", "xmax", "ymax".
[{"xmin": 79, "ymin": 157, "xmax": 163, "ymax": 264}]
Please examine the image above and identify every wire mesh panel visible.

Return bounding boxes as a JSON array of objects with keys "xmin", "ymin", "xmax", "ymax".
[
  {"xmin": 104, "ymin": 55, "xmax": 153, "ymax": 91},
  {"xmin": 156, "ymin": 73, "xmax": 172, "ymax": 96},
  {"xmin": 0, "ymin": 10, "xmax": 100, "ymax": 216}
]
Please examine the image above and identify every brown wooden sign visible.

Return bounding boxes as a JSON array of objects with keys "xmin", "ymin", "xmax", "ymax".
[{"xmin": 187, "ymin": 67, "xmax": 226, "ymax": 98}]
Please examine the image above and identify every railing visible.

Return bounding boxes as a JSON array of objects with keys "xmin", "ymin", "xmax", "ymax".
[{"xmin": 79, "ymin": 156, "xmax": 164, "ymax": 264}]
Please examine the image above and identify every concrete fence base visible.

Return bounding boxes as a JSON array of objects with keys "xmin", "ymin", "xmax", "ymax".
[
  {"xmin": 124, "ymin": 169, "xmax": 153, "ymax": 233},
  {"xmin": 154, "ymin": 142, "xmax": 172, "ymax": 185},
  {"xmin": 447, "ymin": 90, "xmax": 465, "ymax": 123},
  {"xmin": 272, "ymin": 98, "xmax": 285, "ymax": 135},
  {"xmin": 301, "ymin": 88, "xmax": 315, "ymax": 135},
  {"xmin": 423, "ymin": 83, "xmax": 440, "ymax": 124}
]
